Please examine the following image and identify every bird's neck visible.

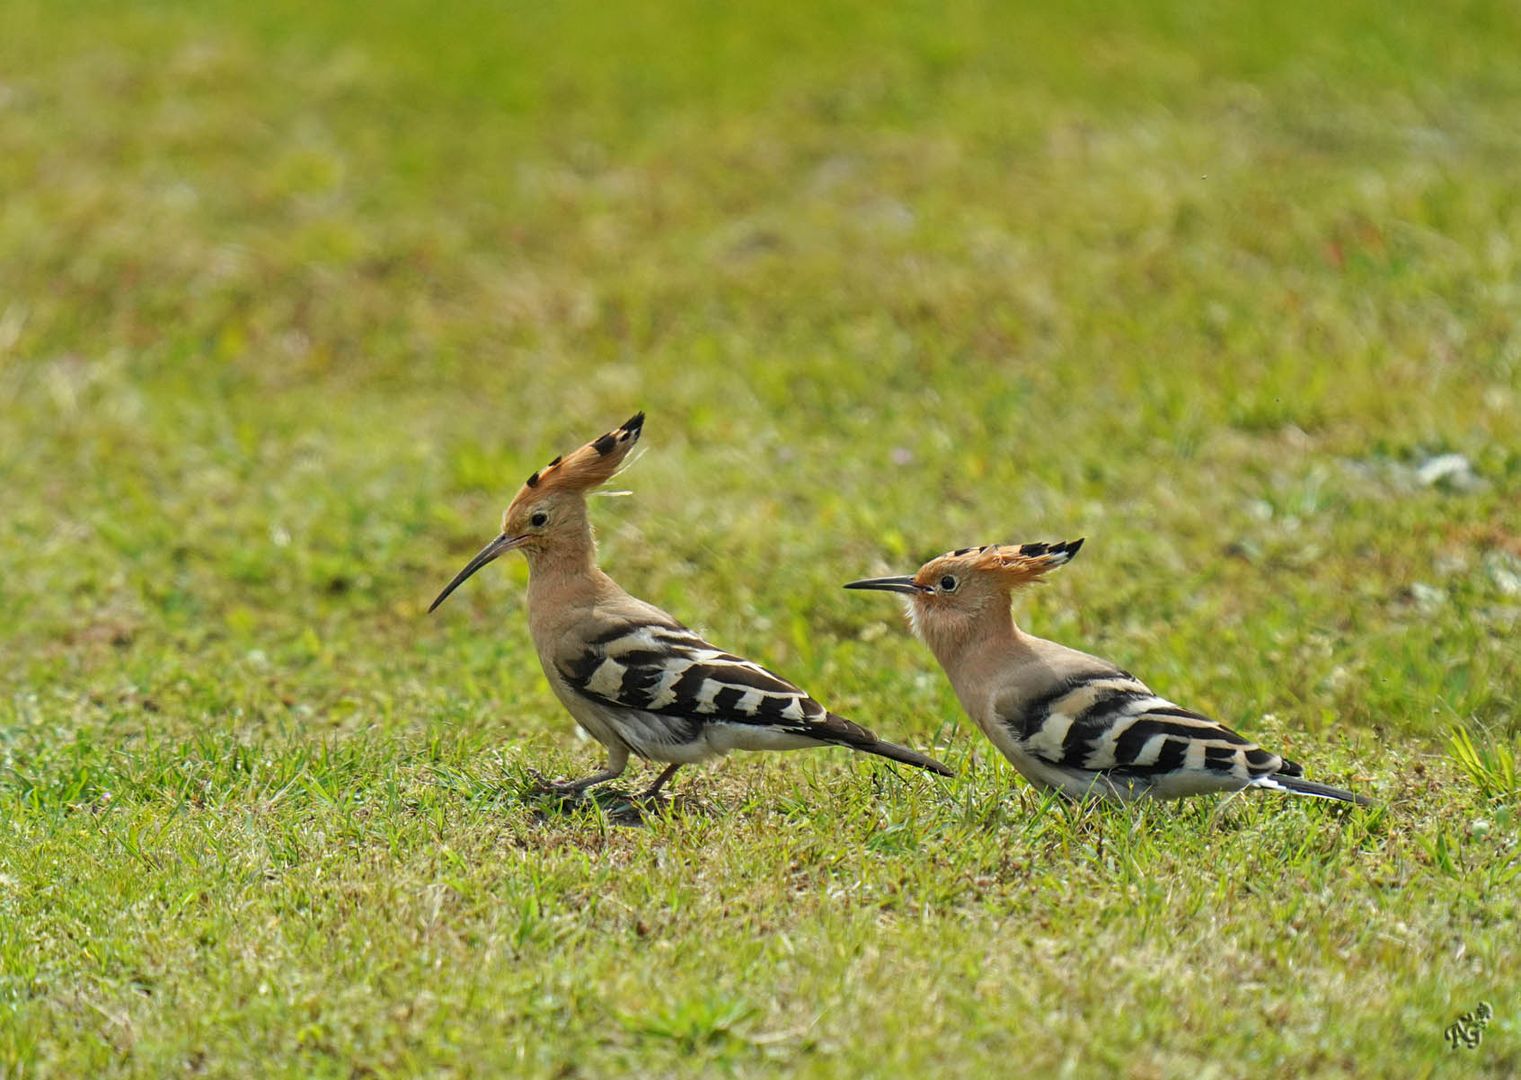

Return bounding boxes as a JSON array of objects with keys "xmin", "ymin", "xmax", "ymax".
[
  {"xmin": 525, "ymin": 540, "xmax": 597, "ymax": 581},
  {"xmin": 921, "ymin": 597, "xmax": 1033, "ymax": 689},
  {"xmin": 522, "ymin": 509, "xmax": 620, "ymax": 615}
]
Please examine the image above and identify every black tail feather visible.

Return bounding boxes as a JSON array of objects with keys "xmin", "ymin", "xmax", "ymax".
[
  {"xmin": 858, "ymin": 738, "xmax": 955, "ymax": 777},
  {"xmin": 1255, "ymin": 772, "xmax": 1371, "ymax": 806},
  {"xmin": 814, "ymin": 712, "xmax": 953, "ymax": 777}
]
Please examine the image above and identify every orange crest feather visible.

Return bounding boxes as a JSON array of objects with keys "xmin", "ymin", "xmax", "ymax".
[
  {"xmin": 507, "ymin": 412, "xmax": 644, "ymax": 511},
  {"xmin": 974, "ymin": 539, "xmax": 1084, "ymax": 584}
]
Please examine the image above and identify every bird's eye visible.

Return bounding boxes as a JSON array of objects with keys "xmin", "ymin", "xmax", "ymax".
[
  {"xmin": 939, "ymin": 575, "xmax": 958, "ymax": 592},
  {"xmin": 530, "ymin": 510, "xmax": 549, "ymax": 527}
]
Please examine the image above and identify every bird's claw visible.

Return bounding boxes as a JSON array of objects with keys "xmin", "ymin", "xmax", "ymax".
[{"xmin": 523, "ymin": 769, "xmax": 583, "ymax": 796}]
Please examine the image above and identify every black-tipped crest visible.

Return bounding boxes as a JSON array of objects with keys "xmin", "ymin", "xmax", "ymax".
[
  {"xmin": 506, "ymin": 411, "xmax": 646, "ymax": 509},
  {"xmin": 1013, "ymin": 538, "xmax": 1083, "ymax": 562},
  {"xmin": 846, "ymin": 538, "xmax": 1085, "ymax": 597},
  {"xmin": 594, "ymin": 412, "xmax": 644, "ymax": 457},
  {"xmin": 970, "ymin": 537, "xmax": 1084, "ymax": 581}
]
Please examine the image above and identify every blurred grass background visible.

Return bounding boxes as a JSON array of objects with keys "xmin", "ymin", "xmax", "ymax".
[{"xmin": 1, "ymin": 0, "xmax": 1519, "ymax": 1076}]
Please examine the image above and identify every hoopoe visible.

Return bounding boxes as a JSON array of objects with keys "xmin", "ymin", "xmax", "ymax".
[
  {"xmin": 846, "ymin": 539, "xmax": 1370, "ymax": 805},
  {"xmin": 429, "ymin": 413, "xmax": 952, "ymax": 798}
]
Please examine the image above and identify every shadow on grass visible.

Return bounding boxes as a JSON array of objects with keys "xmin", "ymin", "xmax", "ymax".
[{"xmin": 514, "ymin": 773, "xmax": 714, "ymax": 828}]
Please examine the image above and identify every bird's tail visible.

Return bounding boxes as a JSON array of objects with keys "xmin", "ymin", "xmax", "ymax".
[
  {"xmin": 858, "ymin": 737, "xmax": 955, "ymax": 777},
  {"xmin": 816, "ymin": 712, "xmax": 953, "ymax": 776},
  {"xmin": 1252, "ymin": 773, "xmax": 1371, "ymax": 806}
]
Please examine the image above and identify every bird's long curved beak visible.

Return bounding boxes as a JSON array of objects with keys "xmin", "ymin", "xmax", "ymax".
[
  {"xmin": 428, "ymin": 533, "xmax": 527, "ymax": 612},
  {"xmin": 843, "ymin": 575, "xmax": 927, "ymax": 595}
]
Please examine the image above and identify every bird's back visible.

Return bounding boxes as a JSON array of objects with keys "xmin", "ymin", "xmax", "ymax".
[{"xmin": 988, "ymin": 634, "xmax": 1286, "ymax": 799}]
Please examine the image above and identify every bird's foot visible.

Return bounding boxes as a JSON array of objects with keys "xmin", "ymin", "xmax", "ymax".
[
  {"xmin": 522, "ymin": 768, "xmax": 563, "ymax": 793},
  {"xmin": 634, "ymin": 764, "xmax": 683, "ymax": 803},
  {"xmin": 524, "ymin": 769, "xmax": 595, "ymax": 795},
  {"xmin": 524, "ymin": 769, "xmax": 643, "ymax": 812}
]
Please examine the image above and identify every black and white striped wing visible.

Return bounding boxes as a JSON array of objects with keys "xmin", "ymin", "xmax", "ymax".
[
  {"xmin": 557, "ymin": 621, "xmax": 847, "ymax": 736},
  {"xmin": 1004, "ymin": 671, "xmax": 1291, "ymax": 783}
]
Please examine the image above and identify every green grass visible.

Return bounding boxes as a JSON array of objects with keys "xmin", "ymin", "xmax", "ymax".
[{"xmin": 3, "ymin": 0, "xmax": 1520, "ymax": 1075}]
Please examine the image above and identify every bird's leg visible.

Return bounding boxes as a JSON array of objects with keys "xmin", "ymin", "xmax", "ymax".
[
  {"xmin": 546, "ymin": 767, "xmax": 622, "ymax": 795},
  {"xmin": 638, "ymin": 763, "xmax": 682, "ymax": 800},
  {"xmin": 540, "ymin": 746, "xmax": 629, "ymax": 795}
]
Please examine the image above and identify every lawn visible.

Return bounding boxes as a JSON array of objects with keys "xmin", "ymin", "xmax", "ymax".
[{"xmin": 2, "ymin": 0, "xmax": 1519, "ymax": 1075}]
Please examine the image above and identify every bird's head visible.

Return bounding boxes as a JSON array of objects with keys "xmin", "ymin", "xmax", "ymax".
[
  {"xmin": 845, "ymin": 538, "xmax": 1083, "ymax": 653},
  {"xmin": 429, "ymin": 412, "xmax": 644, "ymax": 612}
]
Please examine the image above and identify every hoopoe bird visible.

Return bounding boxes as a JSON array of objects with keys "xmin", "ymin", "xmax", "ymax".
[
  {"xmin": 428, "ymin": 413, "xmax": 952, "ymax": 798},
  {"xmin": 846, "ymin": 539, "xmax": 1370, "ymax": 805}
]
